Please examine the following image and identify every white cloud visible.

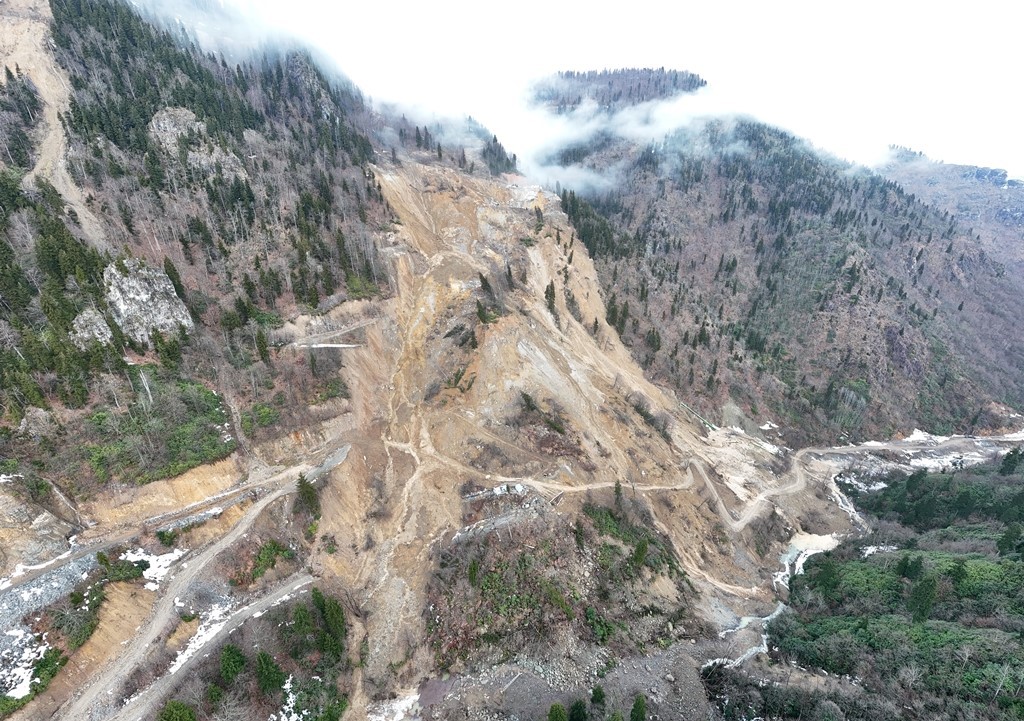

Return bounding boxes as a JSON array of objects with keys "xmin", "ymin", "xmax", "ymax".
[{"xmin": 141, "ymin": 0, "xmax": 1024, "ymax": 178}]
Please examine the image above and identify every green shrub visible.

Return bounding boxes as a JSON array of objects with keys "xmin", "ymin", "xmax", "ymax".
[
  {"xmin": 157, "ymin": 700, "xmax": 196, "ymax": 721},
  {"xmin": 255, "ymin": 651, "xmax": 285, "ymax": 695},
  {"xmin": 252, "ymin": 540, "xmax": 292, "ymax": 580},
  {"xmin": 220, "ymin": 644, "xmax": 246, "ymax": 685}
]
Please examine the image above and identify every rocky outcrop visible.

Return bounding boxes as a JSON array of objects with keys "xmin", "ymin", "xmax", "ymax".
[
  {"xmin": 17, "ymin": 406, "xmax": 56, "ymax": 440},
  {"xmin": 104, "ymin": 259, "xmax": 193, "ymax": 346},
  {"xmin": 148, "ymin": 107, "xmax": 247, "ymax": 179},
  {"xmin": 69, "ymin": 307, "xmax": 113, "ymax": 350},
  {"xmin": 0, "ymin": 490, "xmax": 73, "ymax": 576}
]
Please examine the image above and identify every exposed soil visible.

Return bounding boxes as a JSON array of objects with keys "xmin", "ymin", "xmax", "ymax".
[
  {"xmin": 0, "ymin": 0, "xmax": 110, "ymax": 249},
  {"xmin": 14, "ymin": 582, "xmax": 156, "ymax": 720},
  {"xmin": 78, "ymin": 457, "xmax": 241, "ymax": 536},
  {"xmin": 3, "ymin": 131, "xmax": 1021, "ymax": 721}
]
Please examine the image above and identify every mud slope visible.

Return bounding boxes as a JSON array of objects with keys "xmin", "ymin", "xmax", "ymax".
[
  {"xmin": 0, "ymin": 0, "xmax": 108, "ymax": 247},
  {"xmin": 305, "ymin": 159, "xmax": 857, "ymax": 704}
]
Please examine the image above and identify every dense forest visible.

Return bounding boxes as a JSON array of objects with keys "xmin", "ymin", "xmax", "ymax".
[
  {"xmin": 705, "ymin": 451, "xmax": 1024, "ymax": 720},
  {"xmin": 557, "ymin": 116, "xmax": 1023, "ymax": 444},
  {"xmin": 533, "ymin": 68, "xmax": 707, "ymax": 114}
]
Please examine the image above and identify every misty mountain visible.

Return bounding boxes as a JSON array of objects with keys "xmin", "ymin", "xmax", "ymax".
[
  {"xmin": 2, "ymin": 3, "xmax": 1023, "ymax": 721},
  {"xmin": 533, "ymin": 68, "xmax": 707, "ymax": 115},
  {"xmin": 542, "ymin": 91, "xmax": 1024, "ymax": 445},
  {"xmin": 881, "ymin": 146, "xmax": 1024, "ymax": 273}
]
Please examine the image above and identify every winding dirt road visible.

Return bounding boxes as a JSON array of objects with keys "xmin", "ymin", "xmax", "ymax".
[
  {"xmin": 108, "ymin": 573, "xmax": 314, "ymax": 721},
  {"xmin": 56, "ymin": 472, "xmax": 309, "ymax": 721},
  {"xmin": 51, "ymin": 446, "xmax": 349, "ymax": 721}
]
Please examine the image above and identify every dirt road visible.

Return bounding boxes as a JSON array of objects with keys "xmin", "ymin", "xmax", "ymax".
[
  {"xmin": 108, "ymin": 573, "xmax": 314, "ymax": 721},
  {"xmin": 51, "ymin": 446, "xmax": 353, "ymax": 720}
]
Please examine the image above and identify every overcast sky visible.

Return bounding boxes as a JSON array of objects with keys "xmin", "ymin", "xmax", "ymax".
[{"xmin": 210, "ymin": 0, "xmax": 1024, "ymax": 179}]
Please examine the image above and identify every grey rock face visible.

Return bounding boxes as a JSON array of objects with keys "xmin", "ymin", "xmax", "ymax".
[
  {"xmin": 69, "ymin": 308, "xmax": 113, "ymax": 351},
  {"xmin": 104, "ymin": 259, "xmax": 193, "ymax": 346}
]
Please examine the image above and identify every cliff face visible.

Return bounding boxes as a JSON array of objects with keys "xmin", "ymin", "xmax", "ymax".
[{"xmin": 103, "ymin": 259, "xmax": 192, "ymax": 346}]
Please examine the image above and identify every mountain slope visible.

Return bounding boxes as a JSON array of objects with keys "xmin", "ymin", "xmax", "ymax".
[
  {"xmin": 0, "ymin": 3, "xmax": 858, "ymax": 719},
  {"xmin": 543, "ymin": 98, "xmax": 1023, "ymax": 445},
  {"xmin": 1, "ymin": 6, "xmax": 1022, "ymax": 721}
]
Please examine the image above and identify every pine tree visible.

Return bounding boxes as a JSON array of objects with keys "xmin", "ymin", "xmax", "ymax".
[
  {"xmin": 255, "ymin": 651, "xmax": 285, "ymax": 695},
  {"xmin": 630, "ymin": 695, "xmax": 646, "ymax": 721},
  {"xmin": 548, "ymin": 704, "xmax": 568, "ymax": 721}
]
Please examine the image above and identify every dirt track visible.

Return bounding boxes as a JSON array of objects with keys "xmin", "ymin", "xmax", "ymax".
[
  {"xmin": 53, "ymin": 471, "xmax": 306, "ymax": 720},
  {"xmin": 107, "ymin": 573, "xmax": 314, "ymax": 721},
  {"xmin": 4, "ymin": 129, "xmax": 1022, "ymax": 718}
]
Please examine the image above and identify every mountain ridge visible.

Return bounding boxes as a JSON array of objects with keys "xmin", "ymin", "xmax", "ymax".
[{"xmin": 0, "ymin": 3, "xmax": 1022, "ymax": 721}]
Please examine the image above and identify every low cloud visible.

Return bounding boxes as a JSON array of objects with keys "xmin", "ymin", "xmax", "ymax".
[{"xmin": 127, "ymin": 0, "xmax": 1024, "ymax": 182}]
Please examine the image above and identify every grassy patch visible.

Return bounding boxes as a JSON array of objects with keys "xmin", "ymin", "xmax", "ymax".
[{"xmin": 81, "ymin": 375, "xmax": 236, "ymax": 485}]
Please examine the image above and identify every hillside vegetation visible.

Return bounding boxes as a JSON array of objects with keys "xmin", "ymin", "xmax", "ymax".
[
  {"xmin": 1, "ymin": 0, "xmax": 391, "ymax": 494},
  {"xmin": 707, "ymin": 452, "xmax": 1024, "ymax": 720},
  {"xmin": 550, "ymin": 107, "xmax": 1023, "ymax": 444}
]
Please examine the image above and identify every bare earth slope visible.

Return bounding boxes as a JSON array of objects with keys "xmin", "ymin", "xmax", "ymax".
[
  {"xmin": 4, "ymin": 12, "xmax": 1023, "ymax": 721},
  {"xmin": 0, "ymin": 0, "xmax": 109, "ymax": 248}
]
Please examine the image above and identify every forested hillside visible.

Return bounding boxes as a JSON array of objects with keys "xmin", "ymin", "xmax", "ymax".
[
  {"xmin": 706, "ymin": 451, "xmax": 1024, "ymax": 720},
  {"xmin": 0, "ymin": 0, "xmax": 392, "ymax": 493},
  {"xmin": 552, "ymin": 112, "xmax": 1024, "ymax": 444},
  {"xmin": 533, "ymin": 68, "xmax": 707, "ymax": 114},
  {"xmin": 882, "ymin": 147, "xmax": 1024, "ymax": 274}
]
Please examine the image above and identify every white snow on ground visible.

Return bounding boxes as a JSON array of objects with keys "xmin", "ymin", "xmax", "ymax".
[
  {"xmin": 168, "ymin": 602, "xmax": 233, "ymax": 674},
  {"xmin": 268, "ymin": 675, "xmax": 309, "ymax": 721},
  {"xmin": 705, "ymin": 602, "xmax": 787, "ymax": 670},
  {"xmin": 367, "ymin": 690, "xmax": 421, "ymax": 721},
  {"xmin": 831, "ymin": 483, "xmax": 869, "ymax": 531},
  {"xmin": 772, "ymin": 533, "xmax": 840, "ymax": 590},
  {"xmin": 861, "ymin": 545, "xmax": 898, "ymax": 558},
  {"xmin": 725, "ymin": 425, "xmax": 782, "ymax": 456},
  {"xmin": 1, "ymin": 630, "xmax": 48, "ymax": 699},
  {"xmin": 167, "ymin": 581, "xmax": 310, "ymax": 677},
  {"xmin": 759, "ymin": 421, "xmax": 779, "ymax": 431},
  {"xmin": 835, "ymin": 472, "xmax": 889, "ymax": 494},
  {"xmin": 0, "ymin": 548, "xmax": 74, "ymax": 592},
  {"xmin": 709, "ymin": 533, "xmax": 841, "ymax": 671},
  {"xmin": 0, "ymin": 474, "xmax": 21, "ymax": 484},
  {"xmin": 120, "ymin": 548, "xmax": 187, "ymax": 591},
  {"xmin": 905, "ymin": 429, "xmax": 950, "ymax": 444},
  {"xmin": 907, "ymin": 452, "xmax": 988, "ymax": 472}
]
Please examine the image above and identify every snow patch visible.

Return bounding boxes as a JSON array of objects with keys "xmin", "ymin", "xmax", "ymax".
[
  {"xmin": 0, "ymin": 474, "xmax": 22, "ymax": 484},
  {"xmin": 706, "ymin": 602, "xmax": 787, "ymax": 670},
  {"xmin": 0, "ymin": 547, "xmax": 75, "ymax": 591},
  {"xmin": 772, "ymin": 533, "xmax": 840, "ymax": 590},
  {"xmin": 861, "ymin": 544, "xmax": 898, "ymax": 558},
  {"xmin": 904, "ymin": 428, "xmax": 950, "ymax": 444},
  {"xmin": 268, "ymin": 675, "xmax": 308, "ymax": 721},
  {"xmin": 907, "ymin": 452, "xmax": 987, "ymax": 472},
  {"xmin": 1, "ymin": 630, "xmax": 48, "ymax": 699},
  {"xmin": 367, "ymin": 689, "xmax": 421, "ymax": 721},
  {"xmin": 835, "ymin": 471, "xmax": 889, "ymax": 494},
  {"xmin": 120, "ymin": 548, "xmax": 187, "ymax": 591},
  {"xmin": 168, "ymin": 602, "xmax": 233, "ymax": 674}
]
